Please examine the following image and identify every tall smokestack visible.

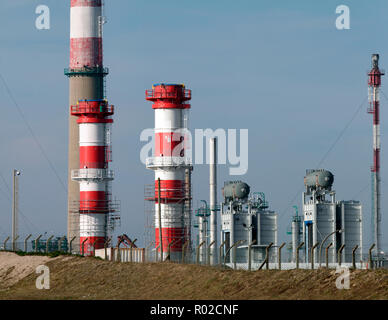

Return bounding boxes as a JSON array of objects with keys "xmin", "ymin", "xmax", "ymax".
[
  {"xmin": 65, "ymin": 0, "xmax": 107, "ymax": 248},
  {"xmin": 70, "ymin": 100, "xmax": 117, "ymax": 255},
  {"xmin": 368, "ymin": 53, "xmax": 384, "ymax": 258},
  {"xmin": 145, "ymin": 84, "xmax": 192, "ymax": 260},
  {"xmin": 209, "ymin": 137, "xmax": 217, "ymax": 265}
]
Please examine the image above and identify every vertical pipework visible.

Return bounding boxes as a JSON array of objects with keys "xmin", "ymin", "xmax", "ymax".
[
  {"xmin": 146, "ymin": 84, "xmax": 192, "ymax": 259},
  {"xmin": 209, "ymin": 138, "xmax": 217, "ymax": 265},
  {"xmin": 368, "ymin": 54, "xmax": 384, "ymax": 257},
  {"xmin": 71, "ymin": 100, "xmax": 115, "ymax": 256},
  {"xmin": 66, "ymin": 0, "xmax": 107, "ymax": 246},
  {"xmin": 184, "ymin": 168, "xmax": 192, "ymax": 250}
]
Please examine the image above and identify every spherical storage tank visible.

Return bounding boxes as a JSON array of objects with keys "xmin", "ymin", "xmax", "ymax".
[
  {"xmin": 222, "ymin": 181, "xmax": 250, "ymax": 202},
  {"xmin": 304, "ymin": 170, "xmax": 334, "ymax": 189}
]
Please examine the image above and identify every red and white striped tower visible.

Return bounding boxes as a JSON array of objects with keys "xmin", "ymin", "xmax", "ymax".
[
  {"xmin": 66, "ymin": 0, "xmax": 107, "ymax": 245},
  {"xmin": 70, "ymin": 0, "xmax": 103, "ymax": 69},
  {"xmin": 71, "ymin": 99, "xmax": 115, "ymax": 255},
  {"xmin": 368, "ymin": 54, "xmax": 384, "ymax": 257},
  {"xmin": 146, "ymin": 84, "xmax": 192, "ymax": 259}
]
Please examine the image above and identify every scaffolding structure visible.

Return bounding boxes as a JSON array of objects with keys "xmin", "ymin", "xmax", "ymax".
[
  {"xmin": 69, "ymin": 194, "xmax": 120, "ymax": 253},
  {"xmin": 144, "ymin": 180, "xmax": 192, "ymax": 259}
]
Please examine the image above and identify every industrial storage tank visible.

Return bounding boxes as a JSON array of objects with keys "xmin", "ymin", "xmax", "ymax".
[
  {"xmin": 304, "ymin": 169, "xmax": 334, "ymax": 189},
  {"xmin": 222, "ymin": 181, "xmax": 250, "ymax": 202},
  {"xmin": 337, "ymin": 201, "xmax": 362, "ymax": 263}
]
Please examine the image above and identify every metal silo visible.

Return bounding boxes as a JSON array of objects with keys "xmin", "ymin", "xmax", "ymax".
[{"xmin": 337, "ymin": 201, "xmax": 363, "ymax": 263}]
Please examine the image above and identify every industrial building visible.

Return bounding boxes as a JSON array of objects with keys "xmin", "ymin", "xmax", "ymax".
[
  {"xmin": 220, "ymin": 181, "xmax": 278, "ymax": 264},
  {"xmin": 300, "ymin": 169, "xmax": 362, "ymax": 264}
]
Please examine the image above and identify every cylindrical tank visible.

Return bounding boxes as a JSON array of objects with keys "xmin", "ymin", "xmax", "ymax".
[
  {"xmin": 222, "ymin": 181, "xmax": 250, "ymax": 202},
  {"xmin": 304, "ymin": 170, "xmax": 334, "ymax": 189}
]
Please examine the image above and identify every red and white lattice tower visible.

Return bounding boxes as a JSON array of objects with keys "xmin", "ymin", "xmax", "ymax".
[
  {"xmin": 145, "ymin": 84, "xmax": 192, "ymax": 258},
  {"xmin": 71, "ymin": 99, "xmax": 116, "ymax": 255},
  {"xmin": 368, "ymin": 54, "xmax": 384, "ymax": 257}
]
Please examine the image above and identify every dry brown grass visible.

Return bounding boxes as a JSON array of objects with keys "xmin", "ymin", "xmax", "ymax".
[{"xmin": 0, "ymin": 253, "xmax": 387, "ymax": 300}]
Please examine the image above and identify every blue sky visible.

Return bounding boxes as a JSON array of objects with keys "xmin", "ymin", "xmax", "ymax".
[{"xmin": 0, "ymin": 0, "xmax": 387, "ymax": 254}]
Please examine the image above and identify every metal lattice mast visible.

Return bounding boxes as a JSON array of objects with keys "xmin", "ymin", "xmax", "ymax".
[{"xmin": 368, "ymin": 54, "xmax": 384, "ymax": 257}]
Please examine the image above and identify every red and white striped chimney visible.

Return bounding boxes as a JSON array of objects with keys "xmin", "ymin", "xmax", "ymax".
[
  {"xmin": 368, "ymin": 54, "xmax": 384, "ymax": 256},
  {"xmin": 145, "ymin": 84, "xmax": 192, "ymax": 258},
  {"xmin": 67, "ymin": 0, "xmax": 108, "ymax": 246},
  {"xmin": 70, "ymin": 0, "xmax": 103, "ymax": 69},
  {"xmin": 71, "ymin": 99, "xmax": 114, "ymax": 255}
]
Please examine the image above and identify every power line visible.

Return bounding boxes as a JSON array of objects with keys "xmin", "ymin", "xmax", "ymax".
[{"xmin": 0, "ymin": 72, "xmax": 67, "ymax": 192}]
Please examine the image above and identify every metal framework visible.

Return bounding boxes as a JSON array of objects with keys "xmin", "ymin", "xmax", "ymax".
[{"xmin": 144, "ymin": 182, "xmax": 192, "ymax": 257}]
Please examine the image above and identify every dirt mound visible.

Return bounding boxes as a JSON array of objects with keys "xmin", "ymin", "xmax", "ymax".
[
  {"xmin": 0, "ymin": 253, "xmax": 387, "ymax": 300},
  {"xmin": 0, "ymin": 252, "xmax": 61, "ymax": 289}
]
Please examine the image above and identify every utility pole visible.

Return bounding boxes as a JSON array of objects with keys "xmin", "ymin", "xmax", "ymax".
[{"xmin": 12, "ymin": 169, "xmax": 21, "ymax": 251}]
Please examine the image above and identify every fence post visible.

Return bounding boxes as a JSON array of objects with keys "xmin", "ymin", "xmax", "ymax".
[
  {"xmin": 3, "ymin": 236, "xmax": 10, "ymax": 251},
  {"xmin": 232, "ymin": 240, "xmax": 246, "ymax": 270},
  {"xmin": 369, "ymin": 243, "xmax": 375, "ymax": 270},
  {"xmin": 265, "ymin": 242, "xmax": 273, "ymax": 270},
  {"xmin": 34, "ymin": 235, "xmax": 42, "ymax": 253},
  {"xmin": 352, "ymin": 245, "xmax": 359, "ymax": 270},
  {"xmin": 235, "ymin": 240, "xmax": 247, "ymax": 270},
  {"xmin": 296, "ymin": 242, "xmax": 304, "ymax": 270},
  {"xmin": 278, "ymin": 243, "xmax": 286, "ymax": 270},
  {"xmin": 130, "ymin": 239, "xmax": 138, "ymax": 263},
  {"xmin": 165, "ymin": 240, "xmax": 175, "ymax": 262},
  {"xmin": 58, "ymin": 236, "xmax": 66, "ymax": 252},
  {"xmin": 155, "ymin": 244, "xmax": 160, "ymax": 262},
  {"xmin": 258, "ymin": 242, "xmax": 273, "ymax": 270},
  {"xmin": 181, "ymin": 241, "xmax": 189, "ymax": 264},
  {"xmin": 310, "ymin": 242, "xmax": 319, "ymax": 270},
  {"xmin": 325, "ymin": 242, "xmax": 333, "ymax": 269},
  {"xmin": 207, "ymin": 240, "xmax": 216, "ymax": 266},
  {"xmin": 219, "ymin": 240, "xmax": 226, "ymax": 267},
  {"xmin": 224, "ymin": 240, "xmax": 245, "ymax": 269},
  {"xmin": 81, "ymin": 238, "xmax": 88, "ymax": 256},
  {"xmin": 69, "ymin": 236, "xmax": 76, "ymax": 254},
  {"xmin": 12, "ymin": 235, "xmax": 19, "ymax": 251},
  {"xmin": 338, "ymin": 244, "xmax": 345, "ymax": 266},
  {"xmin": 24, "ymin": 234, "xmax": 32, "ymax": 252},
  {"xmin": 45, "ymin": 236, "xmax": 54, "ymax": 253},
  {"xmin": 196, "ymin": 241, "xmax": 206, "ymax": 265},
  {"xmin": 145, "ymin": 241, "xmax": 154, "ymax": 263},
  {"xmin": 248, "ymin": 240, "xmax": 256, "ymax": 271},
  {"xmin": 104, "ymin": 238, "xmax": 111, "ymax": 261},
  {"xmin": 91, "ymin": 239, "xmax": 97, "ymax": 257}
]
